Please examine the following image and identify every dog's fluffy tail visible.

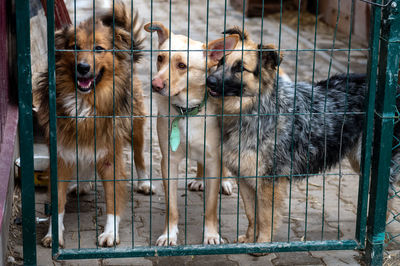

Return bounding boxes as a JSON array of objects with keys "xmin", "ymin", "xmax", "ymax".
[{"xmin": 100, "ymin": 1, "xmax": 144, "ymax": 61}]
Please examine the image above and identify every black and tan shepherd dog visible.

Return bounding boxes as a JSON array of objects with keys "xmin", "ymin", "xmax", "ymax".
[
  {"xmin": 34, "ymin": 2, "xmax": 151, "ymax": 247},
  {"xmin": 206, "ymin": 28, "xmax": 400, "ymax": 245}
]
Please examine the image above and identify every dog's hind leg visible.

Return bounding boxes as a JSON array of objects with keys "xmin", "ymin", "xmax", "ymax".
[
  {"xmin": 41, "ymin": 158, "xmax": 72, "ymax": 248},
  {"xmin": 347, "ymin": 138, "xmax": 361, "ymax": 174},
  {"xmin": 156, "ymin": 156, "xmax": 180, "ymax": 246},
  {"xmin": 98, "ymin": 151, "xmax": 127, "ymax": 247},
  {"xmin": 256, "ymin": 178, "xmax": 288, "ymax": 243},
  {"xmin": 237, "ymin": 178, "xmax": 257, "ymax": 243},
  {"xmin": 132, "ymin": 117, "xmax": 155, "ymax": 195},
  {"xmin": 188, "ymin": 162, "xmax": 205, "ymax": 191},
  {"xmin": 188, "ymin": 163, "xmax": 234, "ymax": 195},
  {"xmin": 221, "ymin": 167, "xmax": 234, "ymax": 195}
]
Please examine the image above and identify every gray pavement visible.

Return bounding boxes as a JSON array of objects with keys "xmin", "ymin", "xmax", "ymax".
[{"xmin": 7, "ymin": 0, "xmax": 400, "ymax": 265}]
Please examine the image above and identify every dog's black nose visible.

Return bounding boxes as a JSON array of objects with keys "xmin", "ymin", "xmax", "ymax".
[
  {"xmin": 207, "ymin": 75, "xmax": 218, "ymax": 89},
  {"xmin": 77, "ymin": 62, "xmax": 91, "ymax": 76}
]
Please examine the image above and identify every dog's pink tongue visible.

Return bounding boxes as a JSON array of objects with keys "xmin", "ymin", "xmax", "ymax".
[{"xmin": 78, "ymin": 78, "xmax": 93, "ymax": 88}]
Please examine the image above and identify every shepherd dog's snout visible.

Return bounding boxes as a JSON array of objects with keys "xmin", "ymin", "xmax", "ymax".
[
  {"xmin": 206, "ymin": 75, "xmax": 221, "ymax": 97},
  {"xmin": 206, "ymin": 75, "xmax": 218, "ymax": 89},
  {"xmin": 151, "ymin": 77, "xmax": 166, "ymax": 93},
  {"xmin": 77, "ymin": 62, "xmax": 91, "ymax": 76}
]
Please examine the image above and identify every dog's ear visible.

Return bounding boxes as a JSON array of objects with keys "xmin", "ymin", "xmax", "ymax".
[
  {"xmin": 55, "ymin": 26, "xmax": 71, "ymax": 49},
  {"xmin": 100, "ymin": 1, "xmax": 129, "ymax": 31},
  {"xmin": 113, "ymin": 28, "xmax": 143, "ymax": 62},
  {"xmin": 260, "ymin": 44, "xmax": 283, "ymax": 69},
  {"xmin": 144, "ymin": 21, "xmax": 169, "ymax": 45},
  {"xmin": 114, "ymin": 28, "xmax": 131, "ymax": 49},
  {"xmin": 205, "ymin": 35, "xmax": 239, "ymax": 67}
]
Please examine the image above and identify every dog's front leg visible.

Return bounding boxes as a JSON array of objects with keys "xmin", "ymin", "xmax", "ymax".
[
  {"xmin": 156, "ymin": 156, "xmax": 180, "ymax": 246},
  {"xmin": 256, "ymin": 178, "xmax": 288, "ymax": 243},
  {"xmin": 42, "ymin": 158, "xmax": 72, "ymax": 248},
  {"xmin": 132, "ymin": 116, "xmax": 155, "ymax": 195},
  {"xmin": 237, "ymin": 178, "xmax": 257, "ymax": 243},
  {"xmin": 203, "ymin": 163, "xmax": 224, "ymax": 244},
  {"xmin": 98, "ymin": 153, "xmax": 127, "ymax": 247}
]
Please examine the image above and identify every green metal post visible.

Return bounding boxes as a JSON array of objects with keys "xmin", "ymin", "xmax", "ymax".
[
  {"xmin": 365, "ymin": 0, "xmax": 400, "ymax": 264},
  {"xmin": 16, "ymin": 0, "xmax": 36, "ymax": 264},
  {"xmin": 46, "ymin": 0, "xmax": 60, "ymax": 256},
  {"xmin": 356, "ymin": 1, "xmax": 381, "ymax": 247}
]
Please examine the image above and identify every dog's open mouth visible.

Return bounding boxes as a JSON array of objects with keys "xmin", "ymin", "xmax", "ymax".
[
  {"xmin": 76, "ymin": 68, "xmax": 104, "ymax": 93},
  {"xmin": 208, "ymin": 89, "xmax": 220, "ymax": 97}
]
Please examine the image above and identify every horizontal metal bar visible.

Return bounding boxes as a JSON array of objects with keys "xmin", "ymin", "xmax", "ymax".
[
  {"xmin": 56, "ymin": 172, "xmax": 359, "ymax": 183},
  {"xmin": 55, "ymin": 48, "xmax": 370, "ymax": 53},
  {"xmin": 56, "ymin": 111, "xmax": 366, "ymax": 119},
  {"xmin": 374, "ymin": 110, "xmax": 400, "ymax": 119},
  {"xmin": 55, "ymin": 240, "xmax": 361, "ymax": 260},
  {"xmin": 359, "ymin": 0, "xmax": 394, "ymax": 8}
]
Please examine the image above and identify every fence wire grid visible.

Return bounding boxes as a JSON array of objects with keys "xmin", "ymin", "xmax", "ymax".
[{"xmin": 15, "ymin": 0, "xmax": 400, "ymax": 264}]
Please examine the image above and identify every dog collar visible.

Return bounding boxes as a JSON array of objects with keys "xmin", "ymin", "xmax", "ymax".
[{"xmin": 170, "ymin": 98, "xmax": 206, "ymax": 152}]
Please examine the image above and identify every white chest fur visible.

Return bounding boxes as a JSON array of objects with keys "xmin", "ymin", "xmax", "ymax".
[
  {"xmin": 62, "ymin": 93, "xmax": 92, "ymax": 119},
  {"xmin": 176, "ymin": 110, "xmax": 220, "ymax": 162},
  {"xmin": 57, "ymin": 144, "xmax": 108, "ymax": 166}
]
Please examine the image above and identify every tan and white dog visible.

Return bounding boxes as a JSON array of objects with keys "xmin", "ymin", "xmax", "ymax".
[{"xmin": 144, "ymin": 22, "xmax": 233, "ymax": 245}]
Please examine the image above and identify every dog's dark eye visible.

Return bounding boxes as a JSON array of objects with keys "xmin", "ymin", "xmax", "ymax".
[
  {"xmin": 157, "ymin": 55, "xmax": 163, "ymax": 63},
  {"xmin": 233, "ymin": 61, "xmax": 243, "ymax": 72},
  {"xmin": 233, "ymin": 60, "xmax": 249, "ymax": 73},
  {"xmin": 217, "ymin": 56, "xmax": 225, "ymax": 67},
  {"xmin": 68, "ymin": 45, "xmax": 81, "ymax": 51},
  {"xmin": 95, "ymin": 46, "xmax": 105, "ymax": 51},
  {"xmin": 177, "ymin": 62, "xmax": 187, "ymax": 69}
]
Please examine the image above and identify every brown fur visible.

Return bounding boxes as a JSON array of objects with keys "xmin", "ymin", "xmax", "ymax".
[
  {"xmin": 35, "ymin": 2, "xmax": 147, "ymax": 247},
  {"xmin": 207, "ymin": 31, "xmax": 289, "ymax": 246}
]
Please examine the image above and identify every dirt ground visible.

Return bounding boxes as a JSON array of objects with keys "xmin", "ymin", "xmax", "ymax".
[{"xmin": 6, "ymin": 0, "xmax": 400, "ymax": 265}]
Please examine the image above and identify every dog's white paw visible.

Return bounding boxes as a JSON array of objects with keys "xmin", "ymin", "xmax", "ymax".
[
  {"xmin": 42, "ymin": 213, "xmax": 65, "ymax": 248},
  {"xmin": 98, "ymin": 232, "xmax": 120, "ymax": 247},
  {"xmin": 41, "ymin": 234, "xmax": 64, "ymax": 248},
  {"xmin": 221, "ymin": 180, "xmax": 233, "ymax": 195},
  {"xmin": 156, "ymin": 234, "xmax": 178, "ymax": 246},
  {"xmin": 188, "ymin": 179, "xmax": 204, "ymax": 191},
  {"xmin": 41, "ymin": 234, "xmax": 52, "ymax": 247},
  {"xmin": 204, "ymin": 232, "xmax": 224, "ymax": 245},
  {"xmin": 237, "ymin": 234, "xmax": 254, "ymax": 243},
  {"xmin": 137, "ymin": 181, "xmax": 156, "ymax": 195},
  {"xmin": 98, "ymin": 214, "xmax": 120, "ymax": 247},
  {"xmin": 156, "ymin": 226, "xmax": 178, "ymax": 246}
]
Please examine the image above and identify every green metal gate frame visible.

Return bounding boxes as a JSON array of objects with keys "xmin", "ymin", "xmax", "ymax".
[
  {"xmin": 15, "ymin": 0, "xmax": 400, "ymax": 265},
  {"xmin": 365, "ymin": 0, "xmax": 400, "ymax": 264}
]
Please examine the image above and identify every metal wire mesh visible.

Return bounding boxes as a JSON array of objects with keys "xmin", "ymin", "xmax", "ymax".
[
  {"xmin": 44, "ymin": 0, "xmax": 369, "ymax": 259},
  {"xmin": 15, "ymin": 0, "xmax": 400, "ymax": 263},
  {"xmin": 386, "ymin": 82, "xmax": 400, "ymax": 251}
]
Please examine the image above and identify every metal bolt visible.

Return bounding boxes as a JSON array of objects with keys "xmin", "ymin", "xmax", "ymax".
[{"xmin": 392, "ymin": 1, "xmax": 397, "ymax": 8}]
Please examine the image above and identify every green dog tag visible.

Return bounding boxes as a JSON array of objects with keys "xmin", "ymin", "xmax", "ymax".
[
  {"xmin": 170, "ymin": 118, "xmax": 180, "ymax": 152},
  {"xmin": 169, "ymin": 98, "xmax": 206, "ymax": 152}
]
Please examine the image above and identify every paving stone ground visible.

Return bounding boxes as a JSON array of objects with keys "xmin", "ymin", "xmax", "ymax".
[{"xmin": 7, "ymin": 0, "xmax": 400, "ymax": 265}]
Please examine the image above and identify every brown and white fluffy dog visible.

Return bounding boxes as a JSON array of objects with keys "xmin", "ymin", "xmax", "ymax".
[
  {"xmin": 144, "ymin": 22, "xmax": 233, "ymax": 245},
  {"xmin": 34, "ymin": 3, "xmax": 149, "ymax": 247}
]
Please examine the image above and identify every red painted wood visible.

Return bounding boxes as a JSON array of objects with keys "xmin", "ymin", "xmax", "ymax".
[
  {"xmin": 40, "ymin": 0, "xmax": 71, "ymax": 29},
  {"xmin": 0, "ymin": 104, "xmax": 18, "ymax": 232},
  {"xmin": 0, "ymin": 0, "xmax": 18, "ymax": 233},
  {"xmin": 0, "ymin": 0, "xmax": 9, "ymax": 144}
]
